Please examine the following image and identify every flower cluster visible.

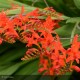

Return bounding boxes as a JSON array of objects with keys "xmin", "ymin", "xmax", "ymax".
[
  {"xmin": 0, "ymin": 7, "xmax": 80, "ymax": 75},
  {"xmin": 0, "ymin": 7, "xmax": 60, "ymax": 44},
  {"xmin": 38, "ymin": 34, "xmax": 80, "ymax": 75}
]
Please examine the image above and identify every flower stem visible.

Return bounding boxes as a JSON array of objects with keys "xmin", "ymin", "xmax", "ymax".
[
  {"xmin": 43, "ymin": 0, "xmax": 49, "ymax": 7},
  {"xmin": 70, "ymin": 22, "xmax": 79, "ymax": 43}
]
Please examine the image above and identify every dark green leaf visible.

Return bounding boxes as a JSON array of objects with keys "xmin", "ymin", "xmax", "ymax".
[
  {"xmin": 66, "ymin": 17, "xmax": 80, "ymax": 23},
  {"xmin": 74, "ymin": 0, "xmax": 80, "ymax": 9}
]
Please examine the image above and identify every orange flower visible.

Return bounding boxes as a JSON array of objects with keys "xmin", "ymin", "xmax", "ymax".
[
  {"xmin": 26, "ymin": 30, "xmax": 40, "ymax": 47},
  {"xmin": 0, "ymin": 38, "xmax": 3, "ymax": 44},
  {"xmin": 43, "ymin": 16, "xmax": 54, "ymax": 31},
  {"xmin": 71, "ymin": 65, "xmax": 80, "ymax": 72},
  {"xmin": 0, "ymin": 12, "xmax": 9, "ymax": 27},
  {"xmin": 66, "ymin": 35, "xmax": 80, "ymax": 64}
]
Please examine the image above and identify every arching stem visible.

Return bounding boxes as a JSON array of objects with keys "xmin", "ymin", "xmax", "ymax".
[{"xmin": 70, "ymin": 22, "xmax": 79, "ymax": 43}]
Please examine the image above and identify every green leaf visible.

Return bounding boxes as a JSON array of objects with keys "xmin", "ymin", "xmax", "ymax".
[
  {"xmin": 14, "ymin": 59, "xmax": 39, "ymax": 75},
  {"xmin": 0, "ymin": 0, "xmax": 36, "ymax": 15},
  {"xmin": 55, "ymin": 24, "xmax": 73, "ymax": 46},
  {"xmin": 5, "ymin": 6, "xmax": 36, "ymax": 15},
  {"xmin": 0, "ymin": 62, "xmax": 22, "ymax": 75},
  {"xmin": 0, "ymin": 45, "xmax": 26, "ymax": 65},
  {"xmin": 58, "ymin": 72, "xmax": 72, "ymax": 80},
  {"xmin": 0, "ymin": 62, "xmax": 27, "ymax": 80},
  {"xmin": 0, "ymin": 0, "xmax": 12, "ymax": 9},
  {"xmin": 13, "ymin": 59, "xmax": 39, "ymax": 80},
  {"xmin": 66, "ymin": 17, "xmax": 80, "ymax": 23},
  {"xmin": 55, "ymin": 23, "xmax": 80, "ymax": 47},
  {"xmin": 61, "ymin": 15, "xmax": 70, "ymax": 20},
  {"xmin": 0, "ymin": 43, "xmax": 12, "ymax": 54},
  {"xmin": 3, "ymin": 0, "xmax": 37, "ymax": 15},
  {"xmin": 74, "ymin": 0, "xmax": 80, "ymax": 9}
]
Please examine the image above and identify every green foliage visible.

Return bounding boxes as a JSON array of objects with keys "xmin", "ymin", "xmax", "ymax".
[
  {"xmin": 15, "ymin": 0, "xmax": 80, "ymax": 16},
  {"xmin": 0, "ymin": 0, "xmax": 80, "ymax": 80},
  {"xmin": 66, "ymin": 17, "xmax": 80, "ymax": 23},
  {"xmin": 73, "ymin": 0, "xmax": 80, "ymax": 9}
]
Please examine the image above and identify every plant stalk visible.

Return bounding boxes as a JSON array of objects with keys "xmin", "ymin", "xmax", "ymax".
[{"xmin": 70, "ymin": 22, "xmax": 79, "ymax": 43}]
